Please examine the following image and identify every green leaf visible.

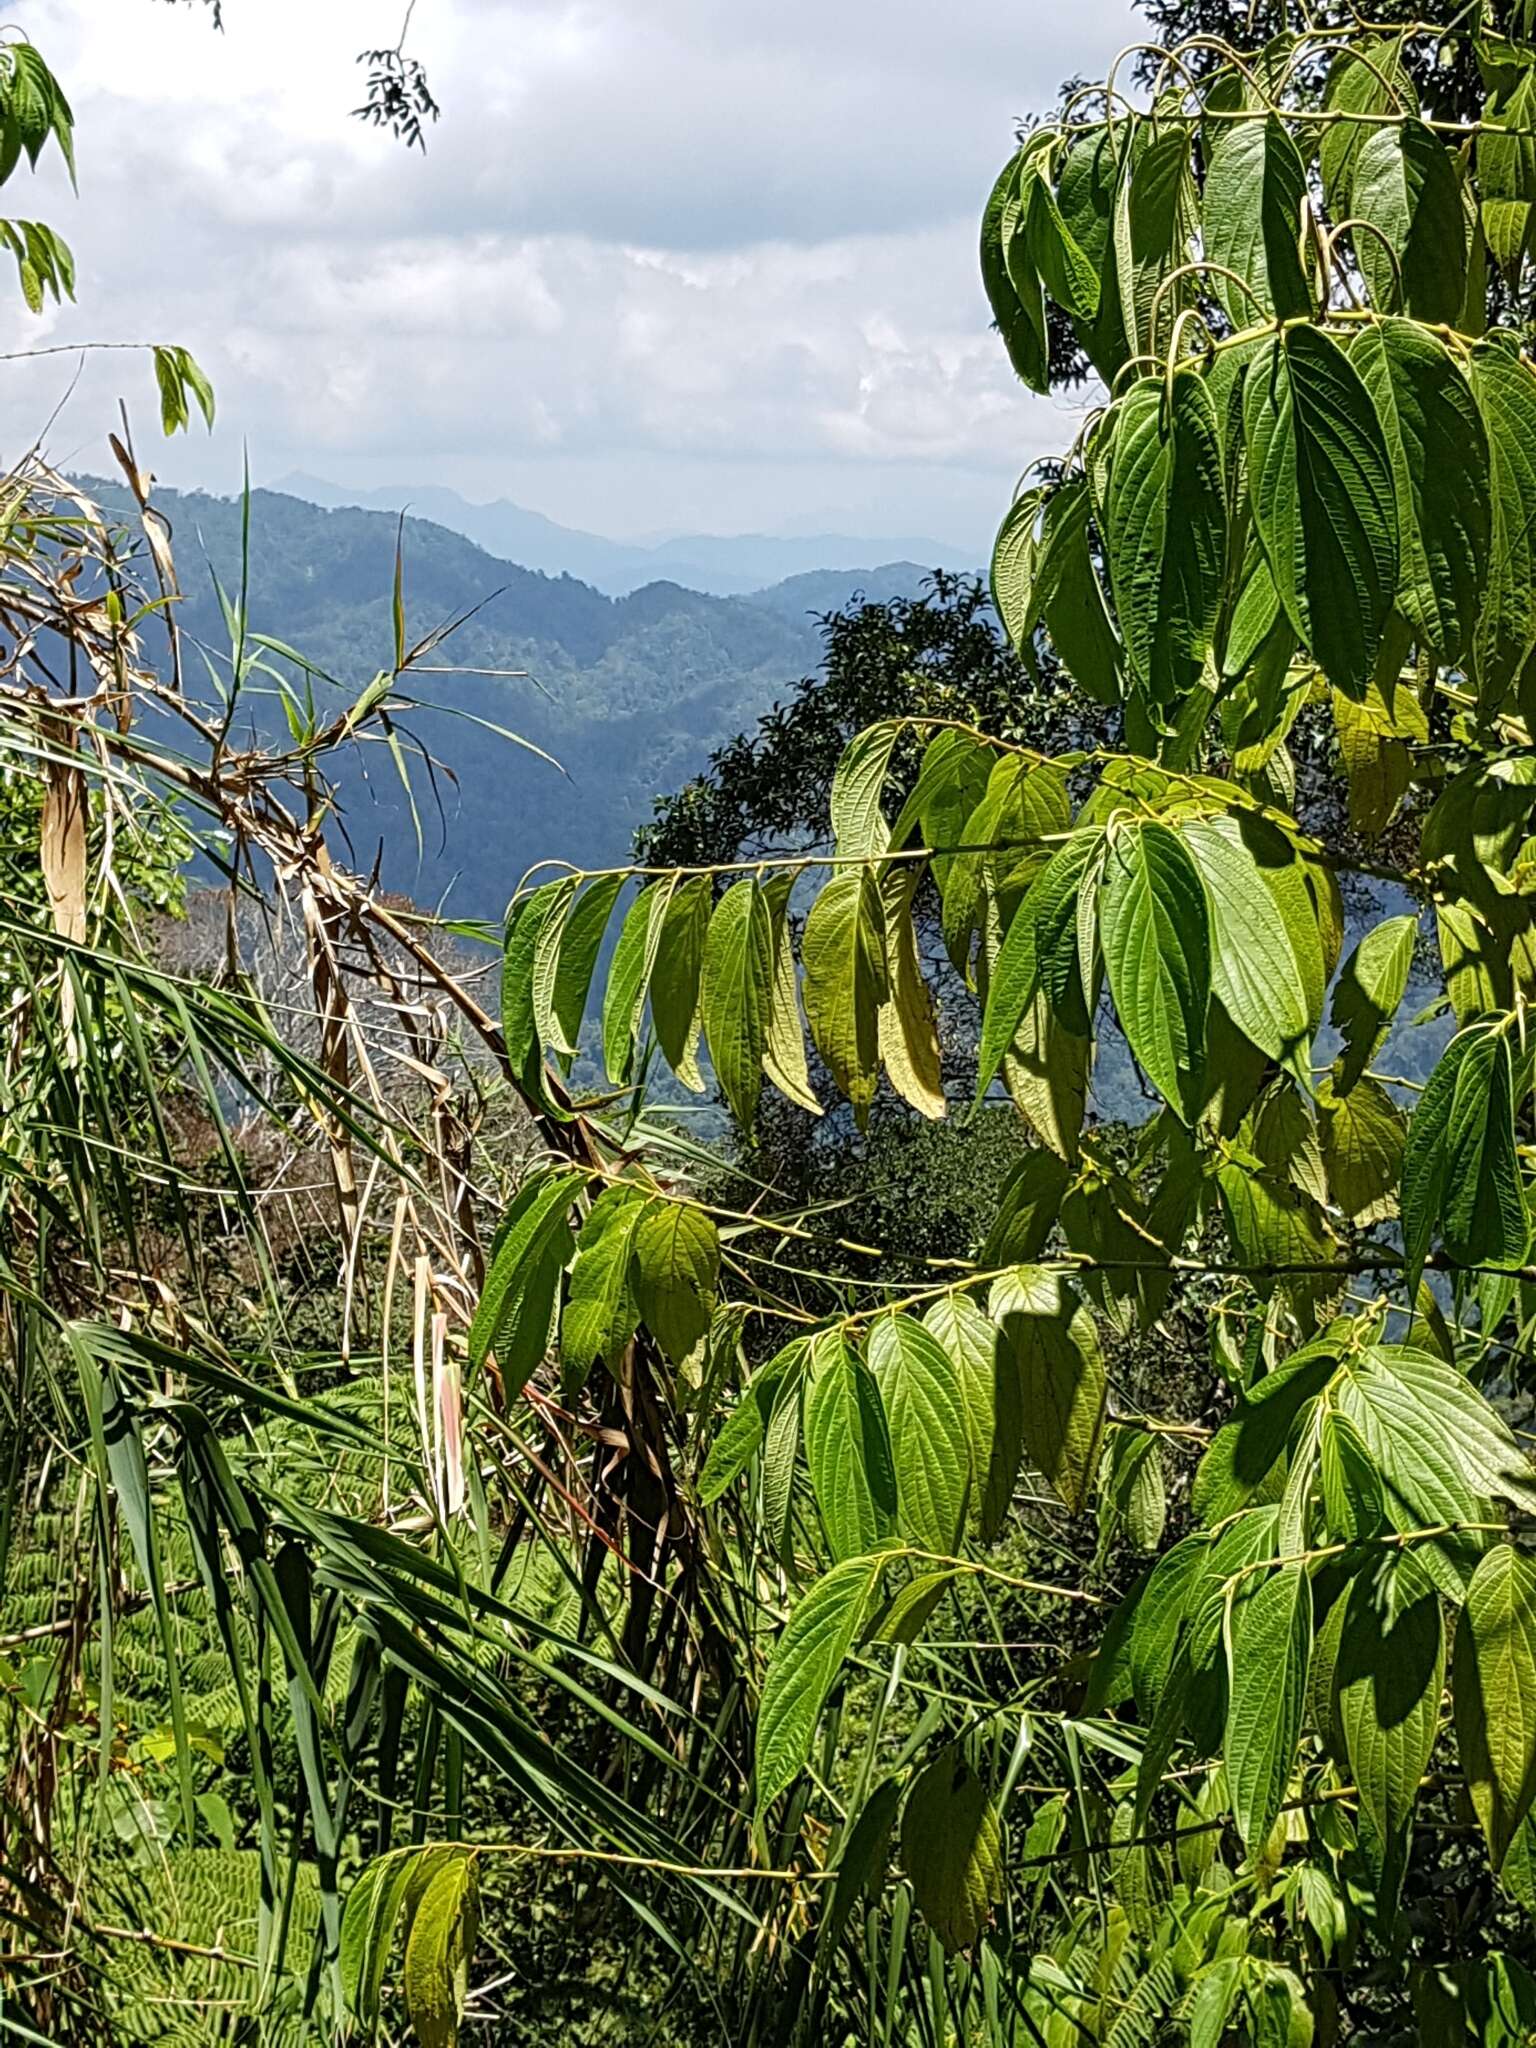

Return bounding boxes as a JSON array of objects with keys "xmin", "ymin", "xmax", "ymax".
[
  {"xmin": 1182, "ymin": 814, "xmax": 1312, "ymax": 1075},
  {"xmin": 1114, "ymin": 125, "xmax": 1193, "ymax": 358},
  {"xmin": 973, "ymin": 888, "xmax": 1039, "ymax": 1109},
  {"xmin": 602, "ymin": 878, "xmax": 674, "ymax": 1085},
  {"xmin": 1352, "ymin": 321, "xmax": 1490, "ymax": 663},
  {"xmin": 1317, "ymin": 1075, "xmax": 1405, "ymax": 1226},
  {"xmin": 631, "ymin": 1199, "xmax": 719, "ymax": 1366},
  {"xmin": 502, "ymin": 878, "xmax": 574, "ymax": 1092},
  {"xmin": 1336, "ymin": 1549, "xmax": 1444, "ymax": 1848},
  {"xmin": 803, "ymin": 867, "xmax": 888, "ymax": 1127},
  {"xmin": 990, "ymin": 487, "xmax": 1045, "ymax": 656},
  {"xmin": 978, "ymin": 1148, "xmax": 1071, "ymax": 1267},
  {"xmin": 701, "ymin": 878, "xmax": 774, "ymax": 1132},
  {"xmin": 1320, "ymin": 1410, "xmax": 1386, "ymax": 1542},
  {"xmin": 804, "ymin": 1331, "xmax": 898, "ymax": 1561},
  {"xmin": 1330, "ymin": 913, "xmax": 1416, "ymax": 1093},
  {"xmin": 923, "ymin": 1294, "xmax": 998, "ymax": 1511},
  {"xmin": 468, "ymin": 1169, "xmax": 583, "ymax": 1385},
  {"xmin": 755, "ymin": 1551, "xmax": 890, "ymax": 1813},
  {"xmin": 342, "ymin": 1846, "xmax": 465, "ymax": 2034},
  {"xmin": 867, "ymin": 1314, "xmax": 971, "ymax": 1555},
  {"xmin": 538, "ymin": 872, "xmax": 625, "ymax": 1065},
  {"xmin": 1471, "ymin": 344, "xmax": 1536, "ymax": 705},
  {"xmin": 650, "ymin": 873, "xmax": 712, "ymax": 1089},
  {"xmin": 1352, "ymin": 119, "xmax": 1465, "ymax": 321},
  {"xmin": 1056, "ymin": 125, "xmax": 1129, "ymax": 379},
  {"xmin": 1403, "ymin": 1025, "xmax": 1529, "ymax": 1281},
  {"xmin": 1101, "ymin": 821, "xmax": 1210, "ymax": 1120},
  {"xmin": 990, "ymin": 1268, "xmax": 1105, "ymax": 1515},
  {"xmin": 698, "ymin": 1338, "xmax": 807, "ymax": 1505},
  {"xmin": 761, "ymin": 871, "xmax": 820, "ymax": 1115},
  {"xmin": 1201, "ymin": 112, "xmax": 1311, "ymax": 326},
  {"xmin": 878, "ymin": 866, "xmax": 945, "ymax": 1119},
  {"xmin": 1226, "ymin": 1561, "xmax": 1311, "ymax": 1851},
  {"xmin": 981, "ymin": 149, "xmax": 1047, "ymax": 391},
  {"xmin": 561, "ymin": 1186, "xmax": 646, "ymax": 1377},
  {"xmin": 1191, "ymin": 1336, "xmax": 1338, "ymax": 1526},
  {"xmin": 1456, "ymin": 1545, "xmax": 1536, "ymax": 1871},
  {"xmin": 901, "ymin": 1744, "xmax": 1004, "ymax": 1953},
  {"xmin": 1034, "ymin": 476, "xmax": 1124, "ymax": 705},
  {"xmin": 1025, "ymin": 162, "xmax": 1100, "ymax": 319},
  {"xmin": 1244, "ymin": 324, "xmax": 1398, "ymax": 698},
  {"xmin": 830, "ymin": 721, "xmax": 901, "ymax": 860},
  {"xmin": 402, "ymin": 1849, "xmax": 480, "ymax": 2048},
  {"xmin": 1105, "ymin": 371, "xmax": 1227, "ymax": 713},
  {"xmin": 1319, "ymin": 34, "xmax": 1418, "ymax": 221}
]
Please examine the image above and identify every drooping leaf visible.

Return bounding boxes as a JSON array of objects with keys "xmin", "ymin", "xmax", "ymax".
[
  {"xmin": 1114, "ymin": 124, "xmax": 1194, "ymax": 358},
  {"xmin": 981, "ymin": 148, "xmax": 1048, "ymax": 391},
  {"xmin": 561, "ymin": 1185, "xmax": 646, "ymax": 1378},
  {"xmin": 1456, "ymin": 1544, "xmax": 1536, "ymax": 1871},
  {"xmin": 649, "ymin": 873, "xmax": 713, "ymax": 1090},
  {"xmin": 755, "ymin": 1551, "xmax": 891, "ymax": 1813},
  {"xmin": 1243, "ymin": 324, "xmax": 1399, "ymax": 698},
  {"xmin": 1330, "ymin": 913, "xmax": 1416, "ymax": 1094},
  {"xmin": 602, "ymin": 878, "xmax": 675, "ymax": 1085},
  {"xmin": 760, "ymin": 870, "xmax": 821, "ymax": 1115},
  {"xmin": 1343, "ymin": 1540, "xmax": 1449, "ymax": 1851},
  {"xmin": 1025, "ymin": 151, "xmax": 1100, "ymax": 319},
  {"xmin": 701, "ymin": 877, "xmax": 774, "ymax": 1132},
  {"xmin": 631, "ymin": 1199, "xmax": 719, "ymax": 1366},
  {"xmin": 1105, "ymin": 370, "xmax": 1227, "ymax": 712},
  {"xmin": 1471, "ymin": 343, "xmax": 1536, "ymax": 706},
  {"xmin": 401, "ymin": 1849, "xmax": 480, "ymax": 2048},
  {"xmin": 802, "ymin": 867, "xmax": 888, "ymax": 1127},
  {"xmin": 1100, "ymin": 821, "xmax": 1210, "ymax": 1120},
  {"xmin": 697, "ymin": 1338, "xmax": 807, "ymax": 1505},
  {"xmin": 1402, "ymin": 1025, "xmax": 1529, "ymax": 1283},
  {"xmin": 990, "ymin": 1268, "xmax": 1105, "ymax": 1515},
  {"xmin": 1226, "ymin": 1561, "xmax": 1310, "ymax": 1852},
  {"xmin": 1352, "ymin": 320, "xmax": 1490, "ymax": 663},
  {"xmin": 878, "ymin": 866, "xmax": 945, "ymax": 1119},
  {"xmin": 804, "ymin": 1331, "xmax": 898, "ymax": 1561},
  {"xmin": 923, "ymin": 1293, "xmax": 998, "ymax": 1512},
  {"xmin": 1201, "ymin": 112, "xmax": 1311, "ymax": 327},
  {"xmin": 1319, "ymin": 34, "xmax": 1418, "ymax": 221},
  {"xmin": 1351, "ymin": 119, "xmax": 1465, "ymax": 321},
  {"xmin": 901, "ymin": 1745, "xmax": 1004, "ymax": 1953},
  {"xmin": 1317, "ymin": 1075, "xmax": 1405, "ymax": 1226},
  {"xmin": 1182, "ymin": 814, "xmax": 1312, "ymax": 1078},
  {"xmin": 867, "ymin": 1313, "xmax": 971, "ymax": 1555}
]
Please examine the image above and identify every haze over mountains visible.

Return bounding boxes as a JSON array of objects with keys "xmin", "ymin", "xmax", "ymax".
[
  {"xmin": 270, "ymin": 472, "xmax": 975, "ymax": 598},
  {"xmin": 109, "ymin": 479, "xmax": 948, "ymax": 918}
]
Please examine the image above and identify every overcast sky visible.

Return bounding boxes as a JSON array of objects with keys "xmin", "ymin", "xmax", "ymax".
[{"xmin": 4, "ymin": 0, "xmax": 1137, "ymax": 547}]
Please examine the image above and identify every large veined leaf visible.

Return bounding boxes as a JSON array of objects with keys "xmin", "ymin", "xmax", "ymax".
[
  {"xmin": 980, "ymin": 1147, "xmax": 1071, "ymax": 1268},
  {"xmin": 1478, "ymin": 55, "xmax": 1536, "ymax": 278},
  {"xmin": 1226, "ymin": 1561, "xmax": 1310, "ymax": 1851},
  {"xmin": 1181, "ymin": 814, "xmax": 1312, "ymax": 1078},
  {"xmin": 878, "ymin": 866, "xmax": 945, "ymax": 1119},
  {"xmin": 1330, "ymin": 913, "xmax": 1416, "ymax": 1094},
  {"xmin": 1336, "ymin": 1550, "xmax": 1443, "ymax": 1848},
  {"xmin": 761, "ymin": 871, "xmax": 820, "ymax": 1115},
  {"xmin": 803, "ymin": 867, "xmax": 889, "ymax": 1126},
  {"xmin": 602, "ymin": 878, "xmax": 675, "ymax": 1085},
  {"xmin": 502, "ymin": 877, "xmax": 575, "ymax": 1091},
  {"xmin": 1032, "ymin": 475, "xmax": 1124, "ymax": 704},
  {"xmin": 990, "ymin": 486, "xmax": 1046, "ymax": 655},
  {"xmin": 1471, "ymin": 343, "xmax": 1536, "ymax": 705},
  {"xmin": 1056, "ymin": 124, "xmax": 1128, "ymax": 378},
  {"xmin": 923, "ymin": 1293, "xmax": 998, "ymax": 1507},
  {"xmin": 1401, "ymin": 1024, "xmax": 1529, "ymax": 1284},
  {"xmin": 755, "ymin": 1551, "xmax": 890, "ymax": 1813},
  {"xmin": 981, "ymin": 148, "xmax": 1047, "ymax": 391},
  {"xmin": 1331, "ymin": 677, "xmax": 1422, "ymax": 839},
  {"xmin": 649, "ymin": 873, "xmax": 712, "ymax": 1090},
  {"xmin": 1024, "ymin": 156, "xmax": 1099, "ymax": 320},
  {"xmin": 468, "ymin": 1168, "xmax": 584, "ymax": 1381},
  {"xmin": 867, "ymin": 1314, "xmax": 971, "ymax": 1554},
  {"xmin": 701, "ymin": 878, "xmax": 774, "ymax": 1132},
  {"xmin": 630, "ymin": 1199, "xmax": 719, "ymax": 1366},
  {"xmin": 1105, "ymin": 371, "xmax": 1227, "ymax": 712},
  {"xmin": 534, "ymin": 872, "xmax": 625, "ymax": 1064},
  {"xmin": 803, "ymin": 1331, "xmax": 898, "ymax": 1561},
  {"xmin": 698, "ymin": 1337, "xmax": 807, "ymax": 1505},
  {"xmin": 1317, "ymin": 1076, "xmax": 1404, "ymax": 1226},
  {"xmin": 1352, "ymin": 321, "xmax": 1490, "ymax": 664},
  {"xmin": 1100, "ymin": 820, "xmax": 1210, "ymax": 1120},
  {"xmin": 1351, "ymin": 118, "xmax": 1466, "ymax": 321},
  {"xmin": 1456, "ymin": 1545, "xmax": 1536, "ymax": 1871},
  {"xmin": 561, "ymin": 1186, "xmax": 646, "ymax": 1376},
  {"xmin": 1319, "ymin": 33, "xmax": 1418, "ymax": 220},
  {"xmin": 1243, "ymin": 324, "xmax": 1399, "ymax": 698},
  {"xmin": 1200, "ymin": 112, "xmax": 1310, "ymax": 327},
  {"xmin": 901, "ymin": 1746, "xmax": 1004, "ymax": 1954},
  {"xmin": 1191, "ymin": 1335, "xmax": 1338, "ymax": 1526},
  {"xmin": 990, "ymin": 1268, "xmax": 1105, "ymax": 1514},
  {"xmin": 830, "ymin": 721, "xmax": 901, "ymax": 861},
  {"xmin": 1114, "ymin": 123, "xmax": 1193, "ymax": 358},
  {"xmin": 402, "ymin": 1850, "xmax": 480, "ymax": 2048}
]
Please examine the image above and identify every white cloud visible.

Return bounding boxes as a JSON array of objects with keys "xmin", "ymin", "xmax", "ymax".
[{"xmin": 0, "ymin": 0, "xmax": 1137, "ymax": 544}]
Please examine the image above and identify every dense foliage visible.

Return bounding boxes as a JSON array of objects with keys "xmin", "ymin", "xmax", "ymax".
[{"xmin": 18, "ymin": 3, "xmax": 1536, "ymax": 2046}]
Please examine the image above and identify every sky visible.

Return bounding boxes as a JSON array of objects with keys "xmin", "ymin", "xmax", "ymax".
[{"xmin": 3, "ymin": 0, "xmax": 1138, "ymax": 550}]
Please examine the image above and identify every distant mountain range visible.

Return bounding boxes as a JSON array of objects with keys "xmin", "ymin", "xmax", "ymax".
[
  {"xmin": 93, "ymin": 479, "xmax": 944, "ymax": 917},
  {"xmin": 268, "ymin": 472, "xmax": 975, "ymax": 598}
]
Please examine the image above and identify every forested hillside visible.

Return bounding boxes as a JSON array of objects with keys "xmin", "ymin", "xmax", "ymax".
[{"xmin": 96, "ymin": 477, "xmax": 934, "ymax": 908}]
